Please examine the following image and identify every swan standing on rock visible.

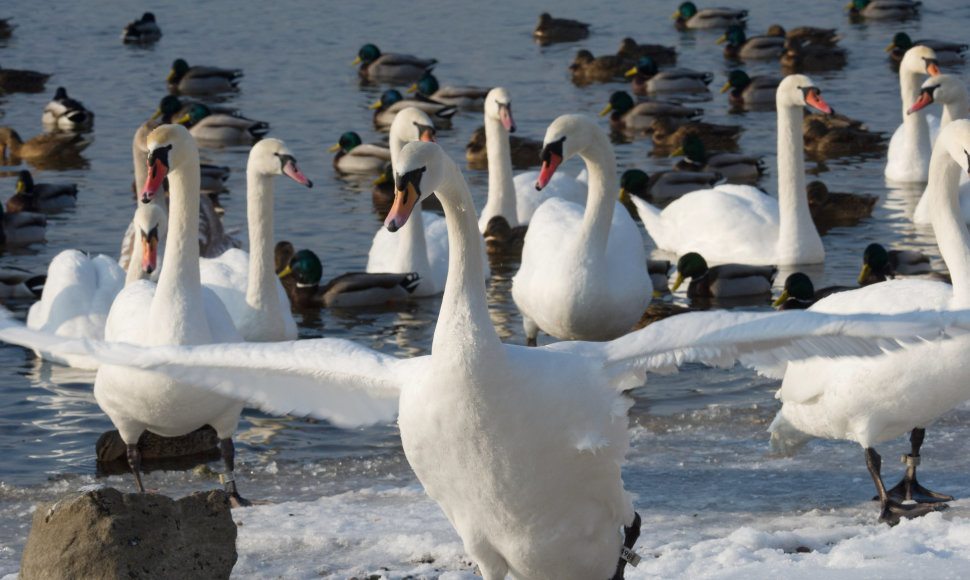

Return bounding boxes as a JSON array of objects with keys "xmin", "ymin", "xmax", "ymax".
[
  {"xmin": 200, "ymin": 139, "xmax": 312, "ymax": 342},
  {"xmin": 512, "ymin": 114, "xmax": 651, "ymax": 345},
  {"xmin": 631, "ymin": 74, "xmax": 831, "ymax": 266},
  {"xmin": 367, "ymin": 107, "xmax": 488, "ymax": 296},
  {"xmin": 96, "ymin": 124, "xmax": 249, "ymax": 505},
  {"xmin": 8, "ymin": 141, "xmax": 970, "ymax": 579},
  {"xmin": 770, "ymin": 119, "xmax": 970, "ymax": 525},
  {"xmin": 884, "ymin": 45, "xmax": 941, "ymax": 183}
]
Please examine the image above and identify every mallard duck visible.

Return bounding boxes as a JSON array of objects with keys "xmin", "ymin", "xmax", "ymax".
[
  {"xmin": 154, "ymin": 95, "xmax": 239, "ymax": 124},
  {"xmin": 175, "ymin": 103, "xmax": 269, "ymax": 147},
  {"xmin": 846, "ymin": 0, "xmax": 921, "ymax": 21},
  {"xmin": 780, "ymin": 37, "xmax": 848, "ymax": 72},
  {"xmin": 407, "ymin": 71, "xmax": 490, "ymax": 110},
  {"xmin": 886, "ymin": 32, "xmax": 966, "ymax": 66},
  {"xmin": 7, "ymin": 170, "xmax": 77, "ymax": 212},
  {"xmin": 625, "ymin": 57, "xmax": 713, "ymax": 96},
  {"xmin": 765, "ymin": 24, "xmax": 842, "ymax": 47},
  {"xmin": 166, "ymin": 58, "xmax": 242, "ymax": 95},
  {"xmin": 352, "ymin": 43, "xmax": 436, "ymax": 84},
  {"xmin": 0, "ymin": 126, "xmax": 92, "ymax": 164},
  {"xmin": 0, "ymin": 65, "xmax": 50, "ymax": 93},
  {"xmin": 719, "ymin": 69, "xmax": 781, "ymax": 109},
  {"xmin": 671, "ymin": 134, "xmax": 764, "ymax": 183},
  {"xmin": 279, "ymin": 248, "xmax": 420, "ymax": 309},
  {"xmin": 615, "ymin": 37, "xmax": 677, "ymax": 66},
  {"xmin": 0, "ymin": 264, "xmax": 44, "ymax": 299},
  {"xmin": 802, "ymin": 112, "xmax": 885, "ymax": 158},
  {"xmin": 465, "ymin": 125, "xmax": 542, "ymax": 171},
  {"xmin": 329, "ymin": 131, "xmax": 392, "ymax": 175},
  {"xmin": 568, "ymin": 50, "xmax": 627, "ymax": 85},
  {"xmin": 806, "ymin": 180, "xmax": 876, "ymax": 232},
  {"xmin": 773, "ymin": 272, "xmax": 851, "ymax": 310},
  {"xmin": 41, "ymin": 87, "xmax": 94, "ymax": 131},
  {"xmin": 672, "ymin": 252, "xmax": 776, "ymax": 299},
  {"xmin": 0, "ymin": 18, "xmax": 16, "ymax": 39},
  {"xmin": 482, "ymin": 215, "xmax": 527, "ymax": 259},
  {"xmin": 649, "ymin": 116, "xmax": 743, "ymax": 152},
  {"xmin": 672, "ymin": 2, "xmax": 747, "ymax": 30},
  {"xmin": 121, "ymin": 12, "xmax": 161, "ymax": 44},
  {"xmin": 599, "ymin": 91, "xmax": 703, "ymax": 134},
  {"xmin": 858, "ymin": 242, "xmax": 939, "ymax": 285},
  {"xmin": 618, "ymin": 167, "xmax": 721, "ymax": 204},
  {"xmin": 369, "ymin": 89, "xmax": 457, "ymax": 130},
  {"xmin": 0, "ymin": 203, "xmax": 45, "ymax": 247},
  {"xmin": 532, "ymin": 12, "xmax": 589, "ymax": 45},
  {"xmin": 718, "ymin": 25, "xmax": 786, "ymax": 61}
]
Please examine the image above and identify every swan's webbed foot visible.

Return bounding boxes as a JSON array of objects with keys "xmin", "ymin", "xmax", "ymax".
[
  {"xmin": 884, "ymin": 463, "xmax": 953, "ymax": 504},
  {"xmin": 878, "ymin": 497, "xmax": 947, "ymax": 526}
]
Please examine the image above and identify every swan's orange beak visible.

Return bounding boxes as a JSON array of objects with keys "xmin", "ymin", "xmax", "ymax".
[
  {"xmin": 908, "ymin": 90, "xmax": 935, "ymax": 114},
  {"xmin": 804, "ymin": 88, "xmax": 832, "ymax": 114},
  {"xmin": 386, "ymin": 181, "xmax": 420, "ymax": 232},
  {"xmin": 499, "ymin": 103, "xmax": 516, "ymax": 133},
  {"xmin": 282, "ymin": 157, "xmax": 313, "ymax": 187},
  {"xmin": 419, "ymin": 126, "xmax": 437, "ymax": 143},
  {"xmin": 141, "ymin": 227, "xmax": 159, "ymax": 275},
  {"xmin": 926, "ymin": 60, "xmax": 941, "ymax": 76},
  {"xmin": 142, "ymin": 156, "xmax": 168, "ymax": 203},
  {"xmin": 536, "ymin": 151, "xmax": 562, "ymax": 191}
]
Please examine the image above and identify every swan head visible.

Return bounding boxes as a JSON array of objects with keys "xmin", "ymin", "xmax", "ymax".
[
  {"xmin": 908, "ymin": 74, "xmax": 966, "ymax": 114},
  {"xmin": 142, "ymin": 124, "xmax": 196, "ymax": 204},
  {"xmin": 536, "ymin": 113, "xmax": 599, "ymax": 190},
  {"xmin": 900, "ymin": 45, "xmax": 940, "ymax": 77},
  {"xmin": 385, "ymin": 141, "xmax": 444, "ymax": 232},
  {"xmin": 484, "ymin": 87, "xmax": 515, "ymax": 133},
  {"xmin": 248, "ymin": 138, "xmax": 313, "ymax": 187},
  {"xmin": 934, "ymin": 119, "xmax": 970, "ymax": 176},
  {"xmin": 777, "ymin": 74, "xmax": 832, "ymax": 114},
  {"xmin": 132, "ymin": 202, "xmax": 167, "ymax": 277},
  {"xmin": 389, "ymin": 107, "xmax": 436, "ymax": 170}
]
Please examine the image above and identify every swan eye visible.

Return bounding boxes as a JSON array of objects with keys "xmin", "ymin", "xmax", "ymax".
[
  {"xmin": 147, "ymin": 144, "xmax": 172, "ymax": 174},
  {"xmin": 395, "ymin": 167, "xmax": 427, "ymax": 200},
  {"xmin": 540, "ymin": 137, "xmax": 565, "ymax": 164},
  {"xmin": 412, "ymin": 122, "xmax": 436, "ymax": 142},
  {"xmin": 276, "ymin": 153, "xmax": 295, "ymax": 171}
]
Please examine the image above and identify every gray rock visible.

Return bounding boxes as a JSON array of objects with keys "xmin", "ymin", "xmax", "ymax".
[{"xmin": 19, "ymin": 487, "xmax": 237, "ymax": 580}]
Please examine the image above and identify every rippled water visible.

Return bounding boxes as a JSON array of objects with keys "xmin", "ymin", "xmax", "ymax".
[{"xmin": 1, "ymin": 0, "xmax": 970, "ymax": 567}]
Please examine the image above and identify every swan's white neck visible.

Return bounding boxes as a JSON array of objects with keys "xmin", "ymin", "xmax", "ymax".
[
  {"xmin": 245, "ymin": 166, "xmax": 287, "ymax": 338},
  {"xmin": 939, "ymin": 91, "xmax": 969, "ymax": 129},
  {"xmin": 927, "ymin": 144, "xmax": 970, "ymax": 307},
  {"xmin": 479, "ymin": 115, "xmax": 517, "ymax": 231},
  {"xmin": 433, "ymin": 157, "xmax": 502, "ymax": 358},
  {"xmin": 152, "ymin": 145, "xmax": 208, "ymax": 345},
  {"xmin": 901, "ymin": 67, "xmax": 932, "ymax": 169},
  {"xmin": 576, "ymin": 128, "xmax": 617, "ymax": 260},
  {"xmin": 775, "ymin": 102, "xmax": 823, "ymax": 265}
]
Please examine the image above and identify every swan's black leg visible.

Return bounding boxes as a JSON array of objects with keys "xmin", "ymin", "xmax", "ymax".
[
  {"xmin": 883, "ymin": 428, "xmax": 953, "ymax": 504},
  {"xmin": 610, "ymin": 511, "xmax": 641, "ymax": 580},
  {"xmin": 126, "ymin": 443, "xmax": 146, "ymax": 492},
  {"xmin": 866, "ymin": 447, "xmax": 945, "ymax": 525},
  {"xmin": 219, "ymin": 437, "xmax": 251, "ymax": 508}
]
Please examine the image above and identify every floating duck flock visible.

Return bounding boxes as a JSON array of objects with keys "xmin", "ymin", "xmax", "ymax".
[{"xmin": 3, "ymin": 1, "xmax": 970, "ymax": 578}]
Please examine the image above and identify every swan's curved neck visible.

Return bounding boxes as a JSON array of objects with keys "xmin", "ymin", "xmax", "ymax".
[
  {"xmin": 480, "ymin": 116, "xmax": 517, "ymax": 231},
  {"xmin": 927, "ymin": 146, "xmax": 970, "ymax": 307},
  {"xmin": 245, "ymin": 167, "xmax": 285, "ymax": 333},
  {"xmin": 433, "ymin": 157, "xmax": 501, "ymax": 356},
  {"xmin": 940, "ymin": 92, "xmax": 969, "ymax": 129},
  {"xmin": 901, "ymin": 69, "xmax": 932, "ymax": 157},
  {"xmin": 577, "ymin": 128, "xmax": 617, "ymax": 258},
  {"xmin": 389, "ymin": 128, "xmax": 434, "ymax": 291},
  {"xmin": 153, "ymin": 146, "xmax": 207, "ymax": 345},
  {"xmin": 776, "ymin": 102, "xmax": 823, "ymax": 265}
]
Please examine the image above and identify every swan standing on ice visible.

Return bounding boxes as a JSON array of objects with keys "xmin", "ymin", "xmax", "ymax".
[{"xmin": 771, "ymin": 120, "xmax": 970, "ymax": 525}]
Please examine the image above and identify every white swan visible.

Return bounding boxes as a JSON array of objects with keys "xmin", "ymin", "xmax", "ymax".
[
  {"xmin": 631, "ymin": 74, "xmax": 831, "ymax": 266},
  {"xmin": 26, "ymin": 203, "xmax": 166, "ymax": 370},
  {"xmin": 477, "ymin": 87, "xmax": 585, "ymax": 233},
  {"xmin": 199, "ymin": 139, "xmax": 312, "ymax": 342},
  {"xmin": 512, "ymin": 114, "xmax": 651, "ymax": 344},
  {"xmin": 770, "ymin": 119, "xmax": 970, "ymax": 525},
  {"xmin": 909, "ymin": 74, "xmax": 970, "ymax": 223},
  {"xmin": 884, "ymin": 45, "xmax": 941, "ymax": 183},
  {"xmin": 95, "ymin": 124, "xmax": 249, "ymax": 505},
  {"xmin": 367, "ymin": 107, "xmax": 488, "ymax": 296},
  {"xmin": 4, "ymin": 141, "xmax": 970, "ymax": 579}
]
